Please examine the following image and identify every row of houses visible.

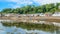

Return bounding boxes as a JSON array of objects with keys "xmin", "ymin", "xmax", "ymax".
[
  {"xmin": 0, "ymin": 12, "xmax": 60, "ymax": 17},
  {"xmin": 0, "ymin": 13, "xmax": 45, "ymax": 17}
]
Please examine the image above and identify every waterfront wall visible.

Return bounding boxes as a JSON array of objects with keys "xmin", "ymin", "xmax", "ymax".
[{"xmin": 0, "ymin": 16, "xmax": 60, "ymax": 22}]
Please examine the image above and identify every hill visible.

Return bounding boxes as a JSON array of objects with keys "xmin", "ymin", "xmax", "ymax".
[{"xmin": 0, "ymin": 3, "xmax": 60, "ymax": 14}]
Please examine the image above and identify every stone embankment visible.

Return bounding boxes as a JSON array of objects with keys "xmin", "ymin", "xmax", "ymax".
[
  {"xmin": 0, "ymin": 16, "xmax": 60, "ymax": 27},
  {"xmin": 0, "ymin": 16, "xmax": 60, "ymax": 22}
]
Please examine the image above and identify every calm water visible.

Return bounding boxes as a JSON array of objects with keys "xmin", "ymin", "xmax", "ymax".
[{"xmin": 0, "ymin": 22, "xmax": 60, "ymax": 34}]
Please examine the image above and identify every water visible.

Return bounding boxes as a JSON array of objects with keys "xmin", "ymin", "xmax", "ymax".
[{"xmin": 0, "ymin": 22, "xmax": 60, "ymax": 34}]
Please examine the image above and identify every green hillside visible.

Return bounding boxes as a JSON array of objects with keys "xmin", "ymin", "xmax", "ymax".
[{"xmin": 1, "ymin": 3, "xmax": 60, "ymax": 14}]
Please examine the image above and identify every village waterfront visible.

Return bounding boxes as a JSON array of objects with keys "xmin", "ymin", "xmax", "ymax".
[
  {"xmin": 0, "ymin": 14, "xmax": 60, "ymax": 34},
  {"xmin": 1, "ymin": 1, "xmax": 60, "ymax": 34}
]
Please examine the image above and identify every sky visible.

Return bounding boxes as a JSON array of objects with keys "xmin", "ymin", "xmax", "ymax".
[{"xmin": 0, "ymin": 0, "xmax": 60, "ymax": 11}]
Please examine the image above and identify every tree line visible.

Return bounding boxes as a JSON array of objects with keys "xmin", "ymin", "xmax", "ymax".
[{"xmin": 0, "ymin": 3, "xmax": 60, "ymax": 14}]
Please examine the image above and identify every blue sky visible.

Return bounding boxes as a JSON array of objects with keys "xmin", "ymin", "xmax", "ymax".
[{"xmin": 0, "ymin": 0, "xmax": 60, "ymax": 11}]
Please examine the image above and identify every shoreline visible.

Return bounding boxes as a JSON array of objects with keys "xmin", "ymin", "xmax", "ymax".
[{"xmin": 0, "ymin": 16, "xmax": 60, "ymax": 22}]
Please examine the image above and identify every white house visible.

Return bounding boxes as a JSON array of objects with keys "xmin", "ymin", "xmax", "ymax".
[
  {"xmin": 39, "ymin": 13, "xmax": 45, "ymax": 16},
  {"xmin": 4, "ymin": 14, "xmax": 10, "ymax": 16},
  {"xmin": 52, "ymin": 12, "xmax": 60, "ymax": 16}
]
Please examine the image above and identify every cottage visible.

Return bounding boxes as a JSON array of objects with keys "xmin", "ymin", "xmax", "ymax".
[
  {"xmin": 39, "ymin": 13, "xmax": 45, "ymax": 16},
  {"xmin": 52, "ymin": 12, "xmax": 60, "ymax": 16},
  {"xmin": 4, "ymin": 14, "xmax": 10, "ymax": 16},
  {"xmin": 33, "ymin": 14, "xmax": 39, "ymax": 17},
  {"xmin": 45, "ymin": 12, "xmax": 52, "ymax": 16},
  {"xmin": 25, "ymin": 14, "xmax": 33, "ymax": 17}
]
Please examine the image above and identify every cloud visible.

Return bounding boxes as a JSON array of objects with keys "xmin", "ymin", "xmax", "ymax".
[
  {"xmin": 33, "ymin": 0, "xmax": 60, "ymax": 5},
  {"xmin": 8, "ymin": 4, "xmax": 20, "ymax": 8},
  {"xmin": 0, "ymin": 0, "xmax": 60, "ymax": 8},
  {"xmin": 1, "ymin": 0, "xmax": 60, "ymax": 5},
  {"xmin": 3, "ymin": 0, "xmax": 33, "ymax": 8},
  {"xmin": 7, "ymin": 0, "xmax": 60, "ymax": 6},
  {"xmin": 1, "ymin": 0, "xmax": 33, "ymax": 5}
]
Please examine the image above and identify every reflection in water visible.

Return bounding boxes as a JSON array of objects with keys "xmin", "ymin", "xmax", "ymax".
[{"xmin": 0, "ymin": 21, "xmax": 60, "ymax": 34}]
